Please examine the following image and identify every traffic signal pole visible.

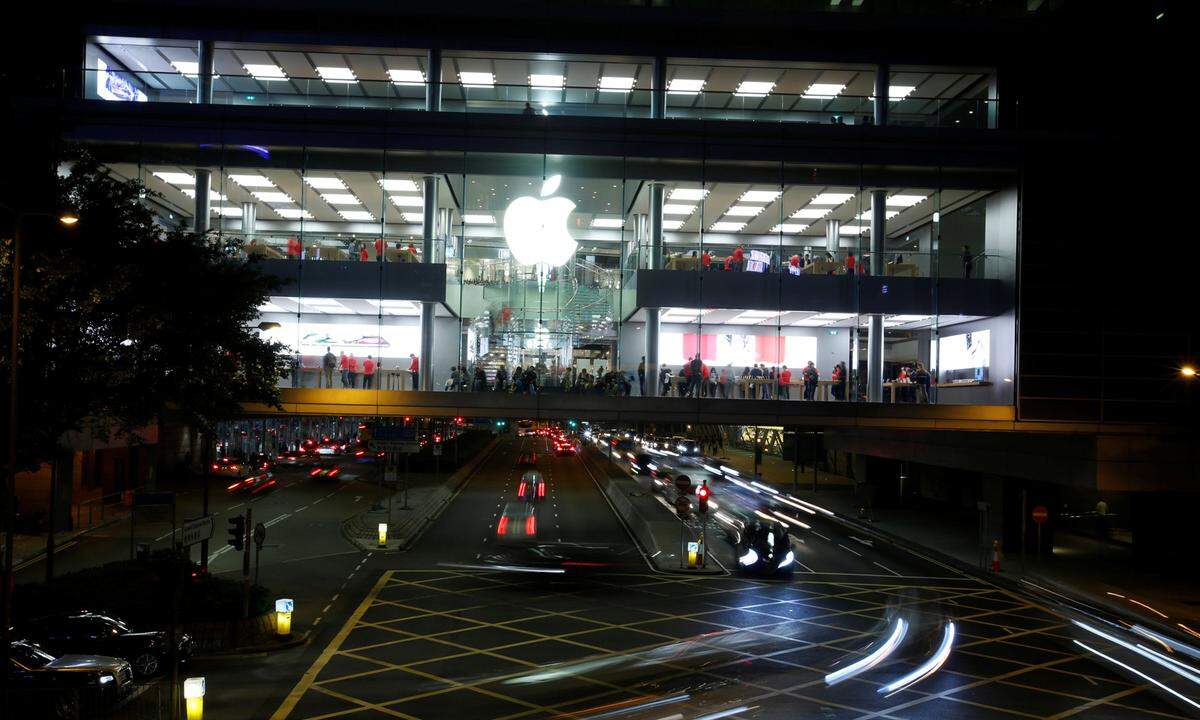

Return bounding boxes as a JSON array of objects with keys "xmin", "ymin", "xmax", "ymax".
[{"xmin": 242, "ymin": 507, "xmax": 252, "ymax": 620}]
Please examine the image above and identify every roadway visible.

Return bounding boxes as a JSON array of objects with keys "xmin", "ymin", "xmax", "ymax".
[{"xmin": 252, "ymin": 434, "xmax": 1191, "ymax": 720}]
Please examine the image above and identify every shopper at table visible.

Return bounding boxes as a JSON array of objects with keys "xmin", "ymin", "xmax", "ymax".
[
  {"xmin": 322, "ymin": 347, "xmax": 337, "ymax": 388},
  {"xmin": 913, "ymin": 362, "xmax": 931, "ymax": 403},
  {"xmin": 347, "ymin": 354, "xmax": 359, "ymax": 388},
  {"xmin": 286, "ymin": 236, "xmax": 302, "ymax": 259},
  {"xmin": 408, "ymin": 353, "xmax": 419, "ymax": 390},
  {"xmin": 732, "ymin": 246, "xmax": 745, "ymax": 271},
  {"xmin": 750, "ymin": 364, "xmax": 763, "ymax": 398},
  {"xmin": 831, "ymin": 361, "xmax": 846, "ymax": 400},
  {"xmin": 764, "ymin": 367, "xmax": 775, "ymax": 399},
  {"xmin": 701, "ymin": 250, "xmax": 712, "ymax": 270},
  {"xmin": 779, "ymin": 365, "xmax": 792, "ymax": 399},
  {"xmin": 362, "ymin": 355, "xmax": 376, "ymax": 389},
  {"xmin": 723, "ymin": 254, "xmax": 734, "ymax": 271},
  {"xmin": 718, "ymin": 366, "xmax": 730, "ymax": 398},
  {"xmin": 845, "ymin": 250, "xmax": 857, "ymax": 276},
  {"xmin": 802, "ymin": 361, "xmax": 819, "ymax": 400}
]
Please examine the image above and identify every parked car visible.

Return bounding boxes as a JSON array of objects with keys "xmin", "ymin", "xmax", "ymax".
[
  {"xmin": 7, "ymin": 640, "xmax": 134, "ymax": 716},
  {"xmin": 19, "ymin": 612, "xmax": 193, "ymax": 678}
]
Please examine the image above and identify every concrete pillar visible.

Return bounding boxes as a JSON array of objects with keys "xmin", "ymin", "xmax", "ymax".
[
  {"xmin": 874, "ymin": 62, "xmax": 888, "ymax": 127},
  {"xmin": 241, "ymin": 202, "xmax": 256, "ymax": 234},
  {"xmin": 866, "ymin": 188, "xmax": 886, "ymax": 402},
  {"xmin": 426, "ymin": 48, "xmax": 442, "ymax": 112},
  {"xmin": 419, "ymin": 174, "xmax": 438, "ymax": 391},
  {"xmin": 632, "ymin": 213, "xmax": 648, "ymax": 270},
  {"xmin": 651, "ymin": 56, "xmax": 667, "ymax": 120},
  {"xmin": 825, "ymin": 218, "xmax": 840, "ymax": 256},
  {"xmin": 193, "ymin": 40, "xmax": 215, "ymax": 235}
]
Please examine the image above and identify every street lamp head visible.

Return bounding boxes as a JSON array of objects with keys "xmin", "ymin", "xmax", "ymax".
[
  {"xmin": 257, "ymin": 321, "xmax": 282, "ymax": 331},
  {"xmin": 1182, "ymin": 365, "xmax": 1197, "ymax": 379},
  {"xmin": 58, "ymin": 213, "xmax": 79, "ymax": 226}
]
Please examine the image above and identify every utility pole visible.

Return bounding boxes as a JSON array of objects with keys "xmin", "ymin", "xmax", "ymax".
[{"xmin": 200, "ymin": 433, "xmax": 210, "ymax": 571}]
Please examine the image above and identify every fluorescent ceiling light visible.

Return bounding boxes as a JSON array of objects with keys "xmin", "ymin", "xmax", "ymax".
[
  {"xmin": 771, "ymin": 223, "xmax": 809, "ymax": 233},
  {"xmin": 889, "ymin": 85, "xmax": 917, "ymax": 100},
  {"xmin": 669, "ymin": 188, "xmax": 708, "ymax": 201},
  {"xmin": 590, "ymin": 218, "xmax": 624, "ymax": 228},
  {"xmin": 710, "ymin": 221, "xmax": 745, "ymax": 232},
  {"xmin": 458, "ymin": 71, "xmax": 494, "ymax": 87},
  {"xmin": 725, "ymin": 205, "xmax": 764, "ymax": 217},
  {"xmin": 812, "ymin": 313, "xmax": 855, "ymax": 321},
  {"xmin": 735, "ymin": 81, "xmax": 774, "ymax": 97},
  {"xmin": 153, "ymin": 171, "xmax": 194, "ymax": 185},
  {"xmin": 388, "ymin": 69, "xmax": 425, "ymax": 85},
  {"xmin": 211, "ymin": 205, "xmax": 242, "ymax": 217},
  {"xmin": 274, "ymin": 208, "xmax": 313, "ymax": 219},
  {"xmin": 400, "ymin": 212, "xmax": 424, "ymax": 223},
  {"xmin": 316, "ymin": 67, "xmax": 356, "ymax": 83},
  {"xmin": 258, "ymin": 302, "xmax": 286, "ymax": 313},
  {"xmin": 251, "ymin": 191, "xmax": 292, "ymax": 203},
  {"xmin": 181, "ymin": 189, "xmax": 228, "ymax": 201},
  {"xmin": 229, "ymin": 174, "xmax": 275, "ymax": 188},
  {"xmin": 887, "ymin": 194, "xmax": 927, "ymax": 207},
  {"xmin": 803, "ymin": 83, "xmax": 846, "ymax": 99},
  {"xmin": 321, "ymin": 193, "xmax": 361, "ymax": 206},
  {"xmin": 792, "ymin": 319, "xmax": 831, "ymax": 327},
  {"xmin": 740, "ymin": 190, "xmax": 781, "ymax": 203},
  {"xmin": 379, "ymin": 178, "xmax": 419, "ymax": 192},
  {"xmin": 170, "ymin": 60, "xmax": 199, "ymax": 76},
  {"xmin": 338, "ymin": 210, "xmax": 375, "ymax": 222},
  {"xmin": 529, "ymin": 74, "xmax": 564, "ymax": 89},
  {"xmin": 367, "ymin": 299, "xmax": 415, "ymax": 308},
  {"xmin": 598, "ymin": 76, "xmax": 635, "ymax": 91},
  {"xmin": 889, "ymin": 315, "xmax": 928, "ymax": 322},
  {"xmin": 463, "ymin": 214, "xmax": 495, "ymax": 225},
  {"xmin": 668, "ymin": 78, "xmax": 705, "ymax": 94},
  {"xmin": 740, "ymin": 310, "xmax": 781, "ymax": 318},
  {"xmin": 839, "ymin": 224, "xmax": 869, "ymax": 234},
  {"xmin": 809, "ymin": 192, "xmax": 855, "ymax": 205},
  {"xmin": 297, "ymin": 297, "xmax": 341, "ymax": 306},
  {"xmin": 662, "ymin": 220, "xmax": 685, "ymax": 231},
  {"xmin": 792, "ymin": 208, "xmax": 832, "ymax": 219},
  {"xmin": 856, "ymin": 209, "xmax": 900, "ymax": 220},
  {"xmin": 389, "ymin": 195, "xmax": 424, "ymax": 208},
  {"xmin": 662, "ymin": 204, "xmax": 697, "ymax": 215},
  {"xmin": 244, "ymin": 64, "xmax": 286, "ymax": 80},
  {"xmin": 303, "ymin": 177, "xmax": 345, "ymax": 190}
]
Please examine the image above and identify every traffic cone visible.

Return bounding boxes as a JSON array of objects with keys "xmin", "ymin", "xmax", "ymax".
[{"xmin": 990, "ymin": 539, "xmax": 1002, "ymax": 572}]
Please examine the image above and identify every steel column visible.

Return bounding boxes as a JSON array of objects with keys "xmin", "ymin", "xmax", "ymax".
[{"xmin": 419, "ymin": 175, "xmax": 438, "ymax": 391}]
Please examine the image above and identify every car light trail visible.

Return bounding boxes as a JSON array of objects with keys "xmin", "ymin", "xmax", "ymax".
[
  {"xmin": 754, "ymin": 509, "xmax": 783, "ymax": 527},
  {"xmin": 1075, "ymin": 620, "xmax": 1200, "ymax": 686},
  {"xmin": 694, "ymin": 706, "xmax": 753, "ymax": 720},
  {"xmin": 825, "ymin": 618, "xmax": 908, "ymax": 686},
  {"xmin": 778, "ymin": 550, "xmax": 795, "ymax": 569},
  {"xmin": 786, "ymin": 494, "xmax": 835, "ymax": 516},
  {"xmin": 721, "ymin": 467, "xmax": 740, "ymax": 476},
  {"xmin": 496, "ymin": 516, "xmax": 509, "ymax": 535},
  {"xmin": 738, "ymin": 548, "xmax": 759, "ymax": 566},
  {"xmin": 575, "ymin": 694, "xmax": 689, "ymax": 720},
  {"xmin": 1075, "ymin": 640, "xmax": 1200, "ymax": 712},
  {"xmin": 750, "ymin": 480, "xmax": 779, "ymax": 495},
  {"xmin": 701, "ymin": 464, "xmax": 723, "ymax": 474},
  {"xmin": 728, "ymin": 478, "xmax": 760, "ymax": 494},
  {"xmin": 878, "ymin": 621, "xmax": 956, "ymax": 694},
  {"xmin": 771, "ymin": 509, "xmax": 811, "ymax": 530},
  {"xmin": 774, "ymin": 495, "xmax": 816, "ymax": 515}
]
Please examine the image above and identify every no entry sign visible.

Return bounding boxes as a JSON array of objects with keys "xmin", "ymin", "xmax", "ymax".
[{"xmin": 1031, "ymin": 506, "xmax": 1048, "ymax": 525}]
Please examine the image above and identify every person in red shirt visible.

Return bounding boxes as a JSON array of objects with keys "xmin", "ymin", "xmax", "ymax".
[
  {"xmin": 701, "ymin": 250, "xmax": 712, "ymax": 270},
  {"xmin": 362, "ymin": 355, "xmax": 376, "ymax": 389},
  {"xmin": 339, "ymin": 352, "xmax": 349, "ymax": 387},
  {"xmin": 406, "ymin": 243, "xmax": 417, "ymax": 262},
  {"xmin": 700, "ymin": 362, "xmax": 710, "ymax": 397},
  {"xmin": 779, "ymin": 365, "xmax": 792, "ymax": 399},
  {"xmin": 408, "ymin": 353, "xmax": 419, "ymax": 390},
  {"xmin": 732, "ymin": 246, "xmax": 745, "ymax": 271},
  {"xmin": 286, "ymin": 237, "xmax": 302, "ymax": 259},
  {"xmin": 845, "ymin": 250, "xmax": 856, "ymax": 276},
  {"xmin": 358, "ymin": 243, "xmax": 369, "ymax": 262},
  {"xmin": 375, "ymin": 237, "xmax": 385, "ymax": 261},
  {"xmin": 723, "ymin": 255, "xmax": 733, "ymax": 271},
  {"xmin": 348, "ymin": 354, "xmax": 359, "ymax": 388}
]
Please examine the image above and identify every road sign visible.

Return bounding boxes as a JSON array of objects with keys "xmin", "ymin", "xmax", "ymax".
[
  {"xmin": 253, "ymin": 522, "xmax": 267, "ymax": 549},
  {"xmin": 674, "ymin": 474, "xmax": 692, "ymax": 493},
  {"xmin": 181, "ymin": 515, "xmax": 214, "ymax": 547},
  {"xmin": 1031, "ymin": 506, "xmax": 1048, "ymax": 524},
  {"xmin": 432, "ymin": 444, "xmax": 443, "ymax": 457},
  {"xmin": 674, "ymin": 495, "xmax": 691, "ymax": 517},
  {"xmin": 384, "ymin": 468, "xmax": 398, "ymax": 485}
]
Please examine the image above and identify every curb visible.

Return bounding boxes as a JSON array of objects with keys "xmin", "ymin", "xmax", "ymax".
[{"xmin": 193, "ymin": 630, "xmax": 311, "ymax": 660}]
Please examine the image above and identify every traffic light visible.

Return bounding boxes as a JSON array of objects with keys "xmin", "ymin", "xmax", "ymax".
[
  {"xmin": 227, "ymin": 515, "xmax": 245, "ymax": 550},
  {"xmin": 697, "ymin": 484, "xmax": 710, "ymax": 514}
]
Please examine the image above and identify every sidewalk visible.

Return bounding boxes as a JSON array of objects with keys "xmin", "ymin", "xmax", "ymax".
[{"xmin": 714, "ymin": 446, "xmax": 1200, "ymax": 628}]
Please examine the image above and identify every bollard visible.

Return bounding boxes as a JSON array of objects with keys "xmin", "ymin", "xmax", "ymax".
[
  {"xmin": 990, "ymin": 539, "xmax": 1002, "ymax": 573},
  {"xmin": 377, "ymin": 522, "xmax": 388, "ymax": 548},
  {"xmin": 275, "ymin": 598, "xmax": 294, "ymax": 636},
  {"xmin": 183, "ymin": 677, "xmax": 205, "ymax": 720}
]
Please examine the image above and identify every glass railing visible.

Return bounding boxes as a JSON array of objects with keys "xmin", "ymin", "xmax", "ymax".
[
  {"xmin": 213, "ymin": 231, "xmax": 445, "ymax": 263},
  {"xmin": 629, "ymin": 246, "xmax": 1012, "ymax": 280},
  {"xmin": 84, "ymin": 69, "xmax": 995, "ymax": 128}
]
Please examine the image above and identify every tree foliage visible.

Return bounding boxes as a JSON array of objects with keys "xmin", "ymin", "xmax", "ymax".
[{"xmin": 0, "ymin": 150, "xmax": 286, "ymax": 469}]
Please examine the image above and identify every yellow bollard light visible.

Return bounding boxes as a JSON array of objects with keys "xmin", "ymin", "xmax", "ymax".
[
  {"xmin": 378, "ymin": 522, "xmax": 388, "ymax": 547},
  {"xmin": 276, "ymin": 598, "xmax": 294, "ymax": 636},
  {"xmin": 183, "ymin": 677, "xmax": 205, "ymax": 720}
]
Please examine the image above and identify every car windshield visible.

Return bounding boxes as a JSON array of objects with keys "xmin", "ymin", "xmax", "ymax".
[{"xmin": 11, "ymin": 643, "xmax": 55, "ymax": 668}]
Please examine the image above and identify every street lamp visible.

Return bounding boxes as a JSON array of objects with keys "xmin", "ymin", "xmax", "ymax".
[
  {"xmin": 1, "ymin": 204, "xmax": 79, "ymax": 686},
  {"xmin": 1182, "ymin": 366, "xmax": 1196, "ymax": 379}
]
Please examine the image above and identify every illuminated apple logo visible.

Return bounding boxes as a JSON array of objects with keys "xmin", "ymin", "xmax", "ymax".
[{"xmin": 503, "ymin": 175, "xmax": 577, "ymax": 267}]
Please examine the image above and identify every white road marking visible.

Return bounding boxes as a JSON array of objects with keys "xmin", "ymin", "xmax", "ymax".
[
  {"xmin": 812, "ymin": 531, "xmax": 831, "ymax": 541},
  {"xmin": 838, "ymin": 543, "xmax": 863, "ymax": 557},
  {"xmin": 873, "ymin": 561, "xmax": 900, "ymax": 576},
  {"xmin": 850, "ymin": 536, "xmax": 874, "ymax": 548},
  {"xmin": 294, "ymin": 505, "xmax": 309, "ymax": 513},
  {"xmin": 227, "ymin": 503, "xmax": 245, "ymax": 511},
  {"xmin": 154, "ymin": 530, "xmax": 175, "ymax": 542},
  {"xmin": 210, "ymin": 545, "xmax": 234, "ymax": 561},
  {"xmin": 264, "ymin": 513, "xmax": 291, "ymax": 528}
]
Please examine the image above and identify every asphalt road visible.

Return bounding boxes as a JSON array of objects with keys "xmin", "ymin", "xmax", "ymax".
[{"xmin": 246, "ymin": 435, "xmax": 1194, "ymax": 720}]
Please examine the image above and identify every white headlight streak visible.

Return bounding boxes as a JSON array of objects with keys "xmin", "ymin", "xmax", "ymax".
[
  {"xmin": 878, "ymin": 621, "xmax": 956, "ymax": 694},
  {"xmin": 825, "ymin": 619, "xmax": 908, "ymax": 686}
]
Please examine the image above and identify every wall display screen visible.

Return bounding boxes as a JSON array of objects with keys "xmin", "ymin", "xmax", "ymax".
[
  {"xmin": 96, "ymin": 59, "xmax": 147, "ymax": 102},
  {"xmin": 258, "ymin": 321, "xmax": 419, "ymax": 367},
  {"xmin": 936, "ymin": 329, "xmax": 990, "ymax": 382},
  {"xmin": 660, "ymin": 331, "xmax": 816, "ymax": 369}
]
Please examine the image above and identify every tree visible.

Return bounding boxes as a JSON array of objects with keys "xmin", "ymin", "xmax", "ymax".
[{"xmin": 0, "ymin": 149, "xmax": 286, "ymax": 472}]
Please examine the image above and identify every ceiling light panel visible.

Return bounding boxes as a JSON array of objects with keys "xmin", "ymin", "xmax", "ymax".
[
  {"xmin": 792, "ymin": 208, "xmax": 832, "ymax": 219},
  {"xmin": 388, "ymin": 69, "xmax": 425, "ymax": 85},
  {"xmin": 459, "ymin": 71, "xmax": 495, "ymax": 87},
  {"xmin": 379, "ymin": 178, "xmax": 419, "ymax": 192},
  {"xmin": 529, "ymin": 74, "xmax": 564, "ymax": 88},
  {"xmin": 590, "ymin": 218, "xmax": 624, "ymax": 228},
  {"xmin": 803, "ymin": 83, "xmax": 846, "ymax": 99},
  {"xmin": 662, "ymin": 204, "xmax": 697, "ymax": 216},
  {"xmin": 662, "ymin": 220, "xmax": 685, "ymax": 231},
  {"xmin": 400, "ymin": 212, "xmax": 424, "ymax": 223},
  {"xmin": 389, "ymin": 195, "xmax": 424, "ymax": 208},
  {"xmin": 735, "ymin": 81, "xmax": 774, "ymax": 97},
  {"xmin": 316, "ymin": 67, "xmax": 356, "ymax": 83},
  {"xmin": 668, "ymin": 78, "xmax": 705, "ymax": 94},
  {"xmin": 244, "ymin": 64, "xmax": 286, "ymax": 80},
  {"xmin": 211, "ymin": 205, "xmax": 242, "ymax": 217},
  {"xmin": 856, "ymin": 209, "xmax": 900, "ymax": 220},
  {"xmin": 599, "ymin": 76, "xmax": 635, "ymax": 91},
  {"xmin": 725, "ymin": 205, "xmax": 765, "ymax": 217},
  {"xmin": 463, "ymin": 214, "xmax": 495, "ymax": 225},
  {"xmin": 274, "ymin": 208, "xmax": 313, "ymax": 219},
  {"xmin": 669, "ymin": 188, "xmax": 709, "ymax": 201},
  {"xmin": 321, "ymin": 193, "xmax": 361, "ymax": 206},
  {"xmin": 889, "ymin": 85, "xmax": 916, "ymax": 100},
  {"xmin": 740, "ymin": 190, "xmax": 781, "ymax": 203},
  {"xmin": 153, "ymin": 171, "xmax": 194, "ymax": 185},
  {"xmin": 338, "ymin": 210, "xmax": 375, "ymax": 222},
  {"xmin": 180, "ymin": 189, "xmax": 228, "ymax": 201},
  {"xmin": 839, "ymin": 224, "xmax": 869, "ymax": 234},
  {"xmin": 771, "ymin": 223, "xmax": 809, "ymax": 233},
  {"xmin": 710, "ymin": 221, "xmax": 746, "ymax": 232},
  {"xmin": 229, "ymin": 174, "xmax": 275, "ymax": 188},
  {"xmin": 887, "ymin": 194, "xmax": 927, "ymax": 207},
  {"xmin": 809, "ymin": 192, "xmax": 855, "ymax": 205},
  {"xmin": 251, "ymin": 191, "xmax": 293, "ymax": 204},
  {"xmin": 303, "ymin": 176, "xmax": 345, "ymax": 190}
]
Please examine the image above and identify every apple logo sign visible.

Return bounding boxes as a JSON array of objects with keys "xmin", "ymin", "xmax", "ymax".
[{"xmin": 502, "ymin": 174, "xmax": 578, "ymax": 268}]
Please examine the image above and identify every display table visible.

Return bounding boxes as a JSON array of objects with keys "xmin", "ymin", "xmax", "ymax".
[
  {"xmin": 884, "ymin": 262, "xmax": 919, "ymax": 277},
  {"xmin": 666, "ymin": 255, "xmax": 699, "ymax": 271},
  {"xmin": 801, "ymin": 260, "xmax": 840, "ymax": 275}
]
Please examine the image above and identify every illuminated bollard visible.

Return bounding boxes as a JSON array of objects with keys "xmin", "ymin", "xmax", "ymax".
[
  {"xmin": 183, "ymin": 677, "xmax": 205, "ymax": 720},
  {"xmin": 275, "ymin": 598, "xmax": 294, "ymax": 636},
  {"xmin": 378, "ymin": 522, "xmax": 388, "ymax": 547}
]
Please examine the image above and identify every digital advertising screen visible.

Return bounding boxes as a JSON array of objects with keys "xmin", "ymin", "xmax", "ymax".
[{"xmin": 936, "ymin": 329, "xmax": 990, "ymax": 382}]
